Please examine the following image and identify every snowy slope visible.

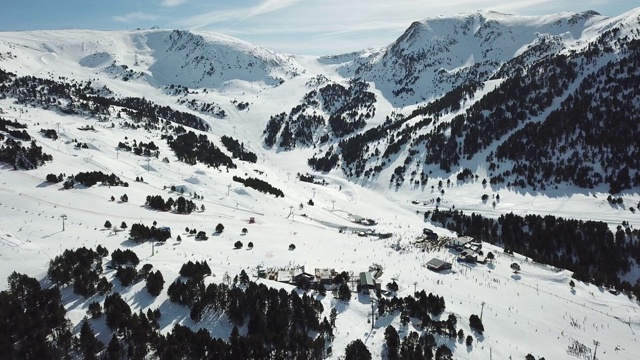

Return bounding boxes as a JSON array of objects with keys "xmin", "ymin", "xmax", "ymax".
[
  {"xmin": 335, "ymin": 10, "xmax": 606, "ymax": 107},
  {"xmin": 0, "ymin": 29, "xmax": 303, "ymax": 88},
  {"xmin": 0, "ymin": 7, "xmax": 639, "ymax": 360},
  {"xmin": 0, "ymin": 100, "xmax": 638, "ymax": 360}
]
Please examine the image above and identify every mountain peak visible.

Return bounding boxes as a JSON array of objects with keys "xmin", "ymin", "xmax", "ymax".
[
  {"xmin": 341, "ymin": 8, "xmax": 611, "ymax": 107},
  {"xmin": 0, "ymin": 28, "xmax": 303, "ymax": 89}
]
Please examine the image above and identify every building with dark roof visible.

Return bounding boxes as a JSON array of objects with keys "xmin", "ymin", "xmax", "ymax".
[
  {"xmin": 358, "ymin": 271, "xmax": 376, "ymax": 294},
  {"xmin": 458, "ymin": 249, "xmax": 478, "ymax": 263},
  {"xmin": 427, "ymin": 258, "xmax": 452, "ymax": 272}
]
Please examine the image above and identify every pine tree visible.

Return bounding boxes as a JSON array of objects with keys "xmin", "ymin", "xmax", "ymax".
[
  {"xmin": 344, "ymin": 339, "xmax": 372, "ymax": 360},
  {"xmin": 105, "ymin": 335, "xmax": 122, "ymax": 360},
  {"xmin": 330, "ymin": 308, "xmax": 337, "ymax": 328},
  {"xmin": 96, "ymin": 245, "xmax": 109, "ymax": 257},
  {"xmin": 486, "ymin": 252, "xmax": 495, "ymax": 262},
  {"xmin": 338, "ymin": 282, "xmax": 351, "ymax": 301},
  {"xmin": 79, "ymin": 318, "xmax": 103, "ymax": 359},
  {"xmin": 239, "ymin": 270, "xmax": 250, "ymax": 285},
  {"xmin": 318, "ymin": 284, "xmax": 326, "ymax": 296},
  {"xmin": 400, "ymin": 310, "xmax": 410, "ymax": 326},
  {"xmin": 446, "ymin": 314, "xmax": 457, "ymax": 337},
  {"xmin": 97, "ymin": 276, "xmax": 113, "ymax": 295},
  {"xmin": 435, "ymin": 344, "xmax": 453, "ymax": 360},
  {"xmin": 146, "ymin": 270, "xmax": 164, "ymax": 297},
  {"xmin": 466, "ymin": 335, "xmax": 473, "ymax": 346},
  {"xmin": 87, "ymin": 301, "xmax": 102, "ymax": 318},
  {"xmin": 469, "ymin": 314, "xmax": 484, "ymax": 334},
  {"xmin": 384, "ymin": 325, "xmax": 400, "ymax": 360}
]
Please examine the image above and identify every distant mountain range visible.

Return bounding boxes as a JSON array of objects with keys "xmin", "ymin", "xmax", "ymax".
[{"xmin": 1, "ymin": 8, "xmax": 639, "ymax": 195}]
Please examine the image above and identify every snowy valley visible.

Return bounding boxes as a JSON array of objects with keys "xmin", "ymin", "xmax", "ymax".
[{"xmin": 0, "ymin": 8, "xmax": 639, "ymax": 360}]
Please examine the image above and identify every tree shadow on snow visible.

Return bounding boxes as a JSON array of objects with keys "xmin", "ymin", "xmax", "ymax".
[
  {"xmin": 357, "ymin": 292, "xmax": 373, "ymax": 305},
  {"xmin": 332, "ymin": 299, "xmax": 350, "ymax": 314},
  {"xmin": 490, "ymin": 182, "xmax": 613, "ymax": 200},
  {"xmin": 58, "ymin": 286, "xmax": 91, "ymax": 312},
  {"xmin": 194, "ymin": 309, "xmax": 234, "ymax": 340},
  {"xmin": 155, "ymin": 299, "xmax": 190, "ymax": 329},
  {"xmin": 373, "ymin": 312, "xmax": 395, "ymax": 329},
  {"xmin": 119, "ymin": 238, "xmax": 144, "ymax": 248},
  {"xmin": 130, "ymin": 288, "xmax": 156, "ymax": 309},
  {"xmin": 466, "ymin": 343, "xmax": 473, "ymax": 353}
]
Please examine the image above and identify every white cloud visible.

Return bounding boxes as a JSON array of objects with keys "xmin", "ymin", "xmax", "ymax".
[
  {"xmin": 161, "ymin": 0, "xmax": 188, "ymax": 7},
  {"xmin": 112, "ymin": 12, "xmax": 158, "ymax": 23},
  {"xmin": 245, "ymin": 0, "xmax": 300, "ymax": 17},
  {"xmin": 175, "ymin": 0, "xmax": 301, "ymax": 29}
]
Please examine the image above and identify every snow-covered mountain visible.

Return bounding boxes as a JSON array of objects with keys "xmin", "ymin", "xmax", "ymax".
[
  {"xmin": 0, "ymin": 7, "xmax": 639, "ymax": 360},
  {"xmin": 0, "ymin": 29, "xmax": 303, "ymax": 88},
  {"xmin": 301, "ymin": 8, "xmax": 640, "ymax": 197},
  {"xmin": 334, "ymin": 10, "xmax": 605, "ymax": 107}
]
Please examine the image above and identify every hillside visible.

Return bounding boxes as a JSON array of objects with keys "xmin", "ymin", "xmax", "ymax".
[
  {"xmin": 304, "ymin": 8, "xmax": 640, "ymax": 197},
  {"xmin": 336, "ymin": 10, "xmax": 605, "ymax": 107},
  {"xmin": 0, "ymin": 8, "xmax": 639, "ymax": 360},
  {"xmin": 0, "ymin": 29, "xmax": 302, "ymax": 88}
]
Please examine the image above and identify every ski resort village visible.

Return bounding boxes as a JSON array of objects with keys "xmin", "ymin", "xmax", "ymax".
[{"xmin": 0, "ymin": 4, "xmax": 640, "ymax": 360}]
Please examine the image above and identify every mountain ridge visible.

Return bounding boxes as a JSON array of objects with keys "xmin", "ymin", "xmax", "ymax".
[
  {"xmin": 0, "ymin": 28, "xmax": 304, "ymax": 89},
  {"xmin": 2, "ymin": 9, "xmax": 640, "ymax": 197},
  {"xmin": 337, "ymin": 9, "xmax": 610, "ymax": 107}
]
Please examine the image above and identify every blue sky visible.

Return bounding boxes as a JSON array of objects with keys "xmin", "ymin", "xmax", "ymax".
[{"xmin": 3, "ymin": 0, "xmax": 638, "ymax": 55}]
